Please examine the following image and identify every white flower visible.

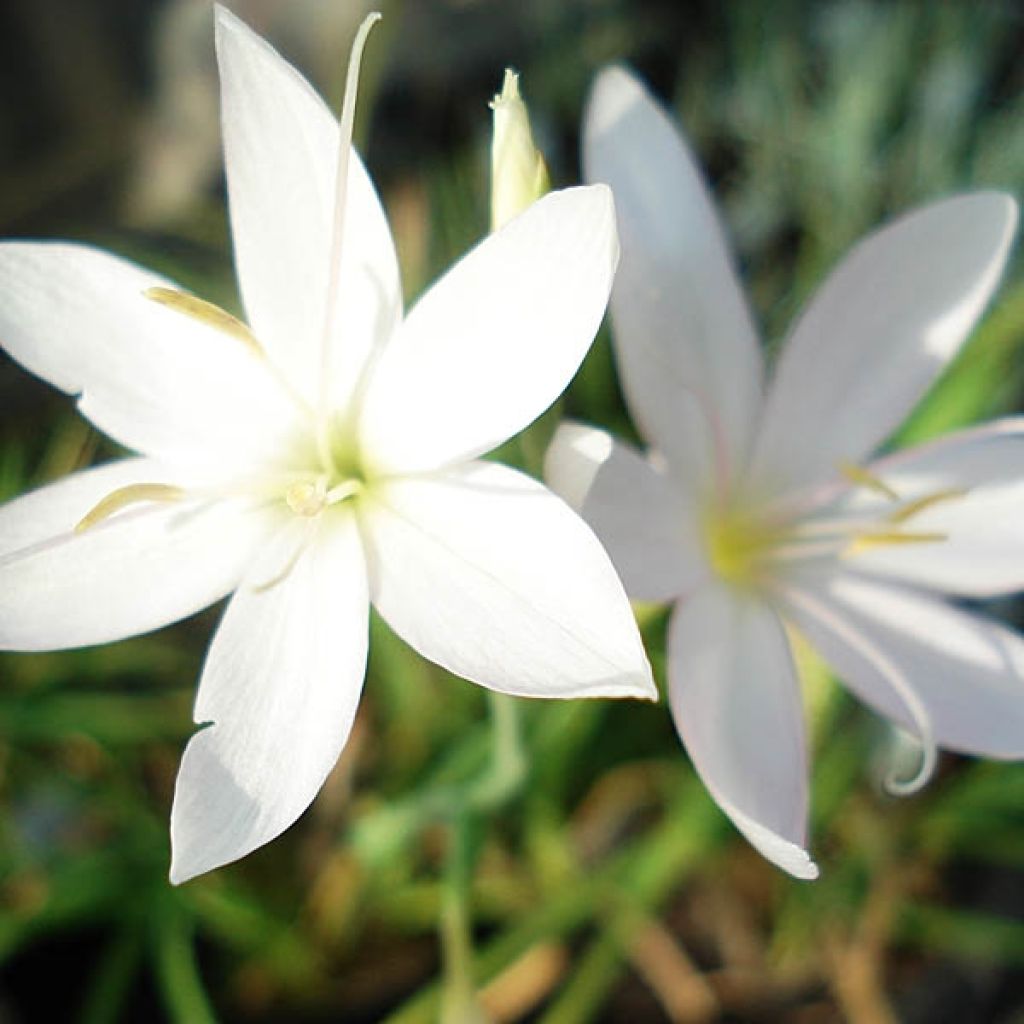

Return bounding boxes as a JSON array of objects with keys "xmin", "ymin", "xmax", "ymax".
[
  {"xmin": 0, "ymin": 12, "xmax": 655, "ymax": 884},
  {"xmin": 546, "ymin": 66, "xmax": 1021, "ymax": 880}
]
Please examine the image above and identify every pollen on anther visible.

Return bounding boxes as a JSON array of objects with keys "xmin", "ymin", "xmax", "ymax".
[{"xmin": 286, "ymin": 479, "xmax": 327, "ymax": 517}]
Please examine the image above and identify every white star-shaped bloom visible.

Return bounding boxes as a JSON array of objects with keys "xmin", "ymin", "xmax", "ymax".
[
  {"xmin": 546, "ymin": 66, "xmax": 1021, "ymax": 879},
  {"xmin": 0, "ymin": 13, "xmax": 655, "ymax": 884}
]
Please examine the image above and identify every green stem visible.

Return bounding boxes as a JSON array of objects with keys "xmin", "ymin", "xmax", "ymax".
[
  {"xmin": 151, "ymin": 900, "xmax": 218, "ymax": 1024},
  {"xmin": 439, "ymin": 813, "xmax": 488, "ymax": 1024},
  {"xmin": 469, "ymin": 692, "xmax": 526, "ymax": 811},
  {"xmin": 353, "ymin": 693, "xmax": 526, "ymax": 866},
  {"xmin": 80, "ymin": 926, "xmax": 144, "ymax": 1024},
  {"xmin": 383, "ymin": 779, "xmax": 725, "ymax": 1024}
]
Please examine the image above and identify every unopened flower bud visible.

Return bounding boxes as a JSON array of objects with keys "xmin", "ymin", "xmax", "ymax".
[{"xmin": 489, "ymin": 69, "xmax": 550, "ymax": 231}]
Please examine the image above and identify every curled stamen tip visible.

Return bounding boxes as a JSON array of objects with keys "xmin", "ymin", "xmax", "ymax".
[
  {"xmin": 349, "ymin": 12, "xmax": 383, "ymax": 71},
  {"xmin": 884, "ymin": 738, "xmax": 938, "ymax": 797}
]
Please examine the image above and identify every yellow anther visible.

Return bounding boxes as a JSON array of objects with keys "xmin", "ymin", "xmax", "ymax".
[
  {"xmin": 838, "ymin": 461, "xmax": 900, "ymax": 502},
  {"xmin": 845, "ymin": 530, "xmax": 947, "ymax": 556},
  {"xmin": 145, "ymin": 287, "xmax": 264, "ymax": 357},
  {"xmin": 886, "ymin": 487, "xmax": 967, "ymax": 525},
  {"xmin": 76, "ymin": 483, "xmax": 185, "ymax": 533},
  {"xmin": 286, "ymin": 478, "xmax": 328, "ymax": 517}
]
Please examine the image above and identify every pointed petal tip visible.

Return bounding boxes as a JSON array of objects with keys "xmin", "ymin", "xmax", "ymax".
[
  {"xmin": 167, "ymin": 841, "xmax": 231, "ymax": 887},
  {"xmin": 610, "ymin": 667, "xmax": 659, "ymax": 703},
  {"xmin": 213, "ymin": 3, "xmax": 262, "ymax": 54},
  {"xmin": 167, "ymin": 835, "xmax": 215, "ymax": 886},
  {"xmin": 213, "ymin": 4, "xmax": 247, "ymax": 57},
  {"xmin": 918, "ymin": 190, "xmax": 1019, "ymax": 269},
  {"xmin": 736, "ymin": 811, "xmax": 819, "ymax": 880},
  {"xmin": 495, "ymin": 661, "xmax": 658, "ymax": 703},
  {"xmin": 779, "ymin": 844, "xmax": 820, "ymax": 881},
  {"xmin": 959, "ymin": 189, "xmax": 1019, "ymax": 245},
  {"xmin": 591, "ymin": 64, "xmax": 643, "ymax": 104},
  {"xmin": 586, "ymin": 65, "xmax": 646, "ymax": 143},
  {"xmin": 167, "ymin": 862, "xmax": 190, "ymax": 887},
  {"xmin": 638, "ymin": 676, "xmax": 661, "ymax": 703},
  {"xmin": 213, "ymin": 2, "xmax": 237, "ymax": 31}
]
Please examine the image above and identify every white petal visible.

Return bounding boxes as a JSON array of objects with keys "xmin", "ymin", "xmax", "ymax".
[
  {"xmin": 358, "ymin": 187, "xmax": 618, "ymax": 474},
  {"xmin": 848, "ymin": 418, "xmax": 1024, "ymax": 596},
  {"xmin": 750, "ymin": 192, "xmax": 1018, "ymax": 498},
  {"xmin": 170, "ymin": 511, "xmax": 369, "ymax": 883},
  {"xmin": 584, "ymin": 66, "xmax": 763, "ymax": 492},
  {"xmin": 0, "ymin": 242, "xmax": 302, "ymax": 475},
  {"xmin": 544, "ymin": 422, "xmax": 708, "ymax": 602},
  {"xmin": 668, "ymin": 584, "xmax": 818, "ymax": 879},
  {"xmin": 215, "ymin": 6, "xmax": 401, "ymax": 408},
  {"xmin": 782, "ymin": 572, "xmax": 1024, "ymax": 759},
  {"xmin": 0, "ymin": 460, "xmax": 267, "ymax": 651},
  {"xmin": 361, "ymin": 460, "xmax": 655, "ymax": 700}
]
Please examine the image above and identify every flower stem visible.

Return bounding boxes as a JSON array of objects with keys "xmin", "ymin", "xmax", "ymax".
[
  {"xmin": 439, "ymin": 694, "xmax": 525, "ymax": 1022},
  {"xmin": 469, "ymin": 691, "xmax": 526, "ymax": 811},
  {"xmin": 439, "ymin": 812, "xmax": 489, "ymax": 1024}
]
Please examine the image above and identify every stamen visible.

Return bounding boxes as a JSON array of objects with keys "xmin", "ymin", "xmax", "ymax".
[
  {"xmin": 284, "ymin": 476, "xmax": 362, "ymax": 518},
  {"xmin": 145, "ymin": 287, "xmax": 264, "ymax": 357},
  {"xmin": 838, "ymin": 461, "xmax": 900, "ymax": 502},
  {"xmin": 326, "ymin": 479, "xmax": 362, "ymax": 505},
  {"xmin": 886, "ymin": 487, "xmax": 967, "ymax": 525},
  {"xmin": 319, "ymin": 11, "xmax": 383, "ymax": 416},
  {"xmin": 147, "ymin": 287, "xmax": 320, "ymax": 427},
  {"xmin": 845, "ymin": 530, "xmax": 946, "ymax": 556},
  {"xmin": 76, "ymin": 483, "xmax": 185, "ymax": 533}
]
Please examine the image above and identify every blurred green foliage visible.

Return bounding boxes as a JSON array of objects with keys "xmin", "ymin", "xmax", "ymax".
[{"xmin": 1, "ymin": 1, "xmax": 1022, "ymax": 1021}]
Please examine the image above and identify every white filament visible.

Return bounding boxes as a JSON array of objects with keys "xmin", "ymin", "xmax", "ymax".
[
  {"xmin": 319, "ymin": 12, "xmax": 383, "ymax": 418},
  {"xmin": 778, "ymin": 584, "xmax": 938, "ymax": 795}
]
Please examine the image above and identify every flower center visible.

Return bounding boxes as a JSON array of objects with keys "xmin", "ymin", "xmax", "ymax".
[
  {"xmin": 283, "ymin": 419, "xmax": 369, "ymax": 519},
  {"xmin": 702, "ymin": 465, "xmax": 966, "ymax": 591},
  {"xmin": 703, "ymin": 503, "xmax": 789, "ymax": 590}
]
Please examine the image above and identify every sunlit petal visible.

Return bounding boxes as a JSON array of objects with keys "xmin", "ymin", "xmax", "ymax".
[
  {"xmin": 170, "ymin": 511, "xmax": 368, "ymax": 882},
  {"xmin": 0, "ymin": 460, "xmax": 268, "ymax": 651},
  {"xmin": 215, "ymin": 5, "xmax": 401, "ymax": 408},
  {"xmin": 361, "ymin": 460, "xmax": 655, "ymax": 700},
  {"xmin": 0, "ymin": 242, "xmax": 301, "ymax": 475},
  {"xmin": 358, "ymin": 186, "xmax": 618, "ymax": 474}
]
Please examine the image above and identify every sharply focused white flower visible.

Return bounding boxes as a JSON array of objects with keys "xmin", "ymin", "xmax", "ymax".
[
  {"xmin": 546, "ymin": 66, "xmax": 1022, "ymax": 880},
  {"xmin": 0, "ymin": 12, "xmax": 654, "ymax": 884}
]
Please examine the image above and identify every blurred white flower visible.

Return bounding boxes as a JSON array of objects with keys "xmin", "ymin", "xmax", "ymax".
[
  {"xmin": 0, "ymin": 12, "xmax": 654, "ymax": 884},
  {"xmin": 547, "ymin": 65, "xmax": 1021, "ymax": 879}
]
